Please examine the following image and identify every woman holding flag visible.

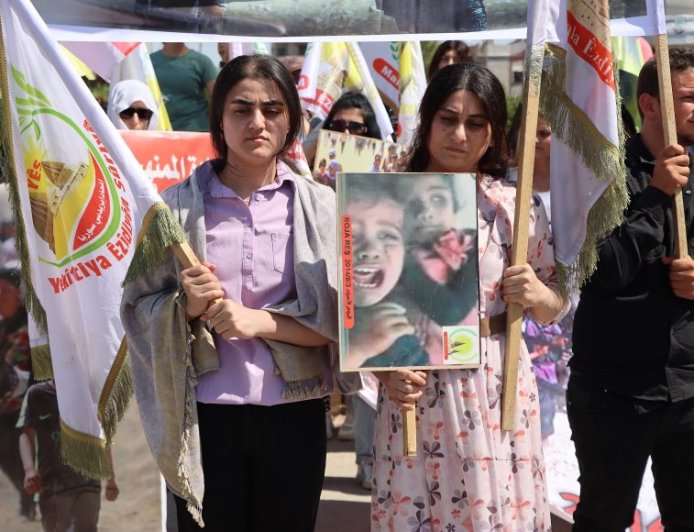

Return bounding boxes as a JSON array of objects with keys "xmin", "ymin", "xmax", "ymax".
[
  {"xmin": 121, "ymin": 54, "xmax": 350, "ymax": 531},
  {"xmin": 371, "ymin": 63, "xmax": 566, "ymax": 530}
]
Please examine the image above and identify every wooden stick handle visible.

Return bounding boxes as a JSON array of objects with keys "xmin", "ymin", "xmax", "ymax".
[
  {"xmin": 171, "ymin": 241, "xmax": 200, "ymax": 269},
  {"xmin": 403, "ymin": 408, "xmax": 417, "ymax": 457},
  {"xmin": 501, "ymin": 303, "xmax": 523, "ymax": 431},
  {"xmin": 171, "ymin": 241, "xmax": 224, "ymax": 312},
  {"xmin": 655, "ymin": 34, "xmax": 688, "ymax": 259},
  {"xmin": 501, "ymin": 79, "xmax": 540, "ymax": 432}
]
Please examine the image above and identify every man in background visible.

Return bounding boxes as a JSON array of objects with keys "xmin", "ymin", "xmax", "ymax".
[
  {"xmin": 151, "ymin": 42, "xmax": 217, "ymax": 132},
  {"xmin": 0, "ymin": 267, "xmax": 35, "ymax": 522},
  {"xmin": 569, "ymin": 47, "xmax": 694, "ymax": 531},
  {"xmin": 19, "ymin": 380, "xmax": 119, "ymax": 532}
]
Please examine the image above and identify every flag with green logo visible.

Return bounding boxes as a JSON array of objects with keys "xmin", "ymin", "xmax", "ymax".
[{"xmin": 0, "ymin": 0, "xmax": 183, "ymax": 477}]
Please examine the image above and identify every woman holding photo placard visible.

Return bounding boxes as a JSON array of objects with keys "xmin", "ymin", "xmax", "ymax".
[
  {"xmin": 120, "ymin": 54, "xmax": 352, "ymax": 531},
  {"xmin": 371, "ymin": 63, "xmax": 567, "ymax": 531}
]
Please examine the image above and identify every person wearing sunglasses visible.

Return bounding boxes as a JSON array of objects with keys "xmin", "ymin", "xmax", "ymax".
[
  {"xmin": 322, "ymin": 90, "xmax": 385, "ymax": 489},
  {"xmin": 323, "ymin": 91, "xmax": 382, "ymax": 139},
  {"xmin": 107, "ymin": 79, "xmax": 159, "ymax": 131}
]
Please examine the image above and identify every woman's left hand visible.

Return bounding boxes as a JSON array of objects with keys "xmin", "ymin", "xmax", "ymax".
[
  {"xmin": 502, "ymin": 263, "xmax": 564, "ymax": 323},
  {"xmin": 501, "ymin": 263, "xmax": 546, "ymax": 308},
  {"xmin": 202, "ymin": 299, "xmax": 260, "ymax": 340}
]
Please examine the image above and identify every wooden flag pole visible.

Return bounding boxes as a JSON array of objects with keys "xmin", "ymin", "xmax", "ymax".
[
  {"xmin": 501, "ymin": 73, "xmax": 541, "ymax": 432},
  {"xmin": 655, "ymin": 34, "xmax": 689, "ymax": 259},
  {"xmin": 171, "ymin": 240, "xmax": 201, "ymax": 269},
  {"xmin": 403, "ymin": 407, "xmax": 417, "ymax": 457}
]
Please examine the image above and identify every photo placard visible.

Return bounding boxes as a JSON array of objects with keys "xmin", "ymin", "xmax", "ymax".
[{"xmin": 337, "ymin": 172, "xmax": 480, "ymax": 371}]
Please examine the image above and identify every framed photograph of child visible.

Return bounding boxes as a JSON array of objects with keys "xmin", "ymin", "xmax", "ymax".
[{"xmin": 337, "ymin": 172, "xmax": 481, "ymax": 372}]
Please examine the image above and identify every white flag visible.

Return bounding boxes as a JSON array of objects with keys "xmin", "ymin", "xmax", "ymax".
[
  {"xmin": 60, "ymin": 41, "xmax": 138, "ymax": 82},
  {"xmin": 360, "ymin": 41, "xmax": 401, "ymax": 111},
  {"xmin": 0, "ymin": 0, "xmax": 182, "ymax": 477},
  {"xmin": 397, "ymin": 41, "xmax": 427, "ymax": 148},
  {"xmin": 344, "ymin": 42, "xmax": 394, "ymax": 140},
  {"xmin": 528, "ymin": 0, "xmax": 629, "ymax": 286}
]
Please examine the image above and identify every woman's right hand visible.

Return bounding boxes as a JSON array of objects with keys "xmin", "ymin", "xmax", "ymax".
[
  {"xmin": 377, "ymin": 369, "xmax": 427, "ymax": 411},
  {"xmin": 180, "ymin": 262, "xmax": 225, "ymax": 320}
]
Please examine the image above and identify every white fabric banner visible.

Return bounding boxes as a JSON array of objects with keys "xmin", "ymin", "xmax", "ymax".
[
  {"xmin": 60, "ymin": 41, "xmax": 138, "ymax": 82},
  {"xmin": 527, "ymin": 0, "xmax": 651, "ymax": 266},
  {"xmin": 359, "ymin": 41, "xmax": 401, "ymax": 111},
  {"xmin": 344, "ymin": 42, "xmax": 394, "ymax": 140},
  {"xmin": 397, "ymin": 41, "xmax": 427, "ymax": 148},
  {"xmin": 0, "ymin": 0, "xmax": 163, "ymax": 470},
  {"xmin": 297, "ymin": 41, "xmax": 347, "ymax": 121}
]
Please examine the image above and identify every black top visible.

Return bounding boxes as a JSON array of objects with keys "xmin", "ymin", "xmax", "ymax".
[
  {"xmin": 17, "ymin": 381, "xmax": 100, "ymax": 494},
  {"xmin": 571, "ymin": 134, "xmax": 694, "ymax": 402}
]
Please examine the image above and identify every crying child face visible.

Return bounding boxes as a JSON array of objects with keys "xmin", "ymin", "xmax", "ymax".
[
  {"xmin": 347, "ymin": 199, "xmax": 406, "ymax": 307},
  {"xmin": 403, "ymin": 175, "xmax": 456, "ymax": 245}
]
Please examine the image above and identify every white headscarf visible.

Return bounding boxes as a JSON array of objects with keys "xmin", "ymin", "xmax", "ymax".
[{"xmin": 107, "ymin": 79, "xmax": 159, "ymax": 130}]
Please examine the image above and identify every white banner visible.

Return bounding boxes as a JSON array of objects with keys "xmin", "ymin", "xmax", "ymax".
[
  {"xmin": 397, "ymin": 41, "xmax": 427, "ymax": 147},
  {"xmin": 60, "ymin": 41, "xmax": 138, "ymax": 82},
  {"xmin": 359, "ymin": 41, "xmax": 401, "ymax": 111},
  {"xmin": 0, "ymin": 0, "xmax": 164, "ymax": 476}
]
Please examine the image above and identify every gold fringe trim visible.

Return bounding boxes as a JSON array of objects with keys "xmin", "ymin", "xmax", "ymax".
[
  {"xmin": 30, "ymin": 344, "xmax": 53, "ymax": 380},
  {"xmin": 0, "ymin": 17, "xmax": 48, "ymax": 334},
  {"xmin": 180, "ymin": 354, "xmax": 204, "ymax": 528},
  {"xmin": 103, "ymin": 202, "xmax": 186, "ymax": 445},
  {"xmin": 122, "ymin": 202, "xmax": 187, "ymax": 285},
  {"xmin": 59, "ymin": 419, "xmax": 110, "ymax": 479},
  {"xmin": 540, "ymin": 44, "xmax": 629, "ymax": 295},
  {"xmin": 526, "ymin": 44, "xmax": 546, "ymax": 97},
  {"xmin": 97, "ymin": 336, "xmax": 132, "ymax": 442}
]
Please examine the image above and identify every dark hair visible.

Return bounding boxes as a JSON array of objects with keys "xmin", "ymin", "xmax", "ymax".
[
  {"xmin": 208, "ymin": 54, "xmax": 303, "ymax": 170},
  {"xmin": 407, "ymin": 63, "xmax": 509, "ymax": 178},
  {"xmin": 345, "ymin": 174, "xmax": 400, "ymax": 207},
  {"xmin": 621, "ymin": 103, "xmax": 637, "ymax": 140},
  {"xmin": 637, "ymin": 47, "xmax": 694, "ymax": 118},
  {"xmin": 395, "ymin": 174, "xmax": 460, "ymax": 213},
  {"xmin": 428, "ymin": 40, "xmax": 472, "ymax": 81},
  {"xmin": 323, "ymin": 91, "xmax": 382, "ymax": 140},
  {"xmin": 506, "ymin": 103, "xmax": 549, "ymax": 163},
  {"xmin": 507, "ymin": 102, "xmax": 524, "ymax": 162}
]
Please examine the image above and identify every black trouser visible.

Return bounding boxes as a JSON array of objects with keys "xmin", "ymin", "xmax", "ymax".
[
  {"xmin": 567, "ymin": 380, "xmax": 694, "ymax": 532},
  {"xmin": 175, "ymin": 399, "xmax": 327, "ymax": 532}
]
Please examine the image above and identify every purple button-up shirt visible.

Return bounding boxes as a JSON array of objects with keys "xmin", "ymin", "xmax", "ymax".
[{"xmin": 195, "ymin": 163, "xmax": 317, "ymax": 406}]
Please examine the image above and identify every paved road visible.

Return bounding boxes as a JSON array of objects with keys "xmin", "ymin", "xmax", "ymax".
[{"xmin": 316, "ymin": 438, "xmax": 371, "ymax": 532}]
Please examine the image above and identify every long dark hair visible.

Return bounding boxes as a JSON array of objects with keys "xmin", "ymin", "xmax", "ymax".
[
  {"xmin": 208, "ymin": 54, "xmax": 303, "ymax": 171},
  {"xmin": 323, "ymin": 91, "xmax": 382, "ymax": 140},
  {"xmin": 427, "ymin": 40, "xmax": 472, "ymax": 81},
  {"xmin": 407, "ymin": 63, "xmax": 509, "ymax": 178}
]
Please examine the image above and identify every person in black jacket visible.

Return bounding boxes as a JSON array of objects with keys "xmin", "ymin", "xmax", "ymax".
[{"xmin": 569, "ymin": 47, "xmax": 694, "ymax": 531}]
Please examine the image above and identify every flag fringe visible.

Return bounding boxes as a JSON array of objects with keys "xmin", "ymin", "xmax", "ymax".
[
  {"xmin": 98, "ymin": 337, "xmax": 132, "ymax": 442},
  {"xmin": 556, "ymin": 177, "xmax": 628, "ymax": 294},
  {"xmin": 122, "ymin": 202, "xmax": 186, "ymax": 285},
  {"xmin": 60, "ymin": 419, "xmax": 110, "ymax": 479},
  {"xmin": 180, "ymin": 355, "xmax": 204, "ymax": 527},
  {"xmin": 540, "ymin": 44, "xmax": 629, "ymax": 295},
  {"xmin": 0, "ymin": 22, "xmax": 48, "ymax": 335},
  {"xmin": 30, "ymin": 343, "xmax": 53, "ymax": 380}
]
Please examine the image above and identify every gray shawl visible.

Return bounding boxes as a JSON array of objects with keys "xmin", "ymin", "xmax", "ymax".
[{"xmin": 120, "ymin": 161, "xmax": 359, "ymax": 524}]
